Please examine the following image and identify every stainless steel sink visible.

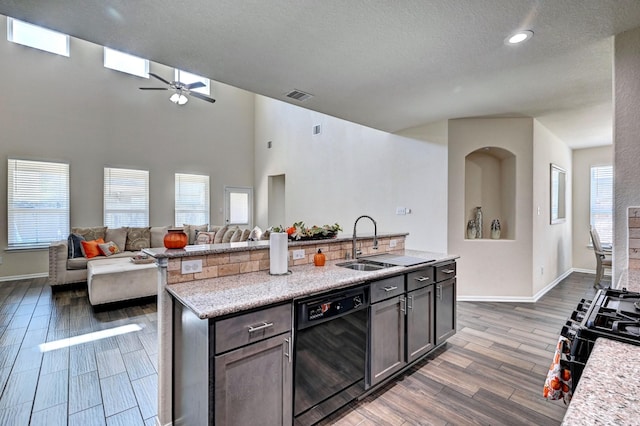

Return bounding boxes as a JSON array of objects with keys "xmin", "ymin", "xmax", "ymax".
[{"xmin": 336, "ymin": 260, "xmax": 392, "ymax": 271}]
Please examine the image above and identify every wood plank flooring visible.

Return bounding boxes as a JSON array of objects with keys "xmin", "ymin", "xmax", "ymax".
[
  {"xmin": 0, "ymin": 272, "xmax": 604, "ymax": 425},
  {"xmin": 319, "ymin": 272, "xmax": 605, "ymax": 426}
]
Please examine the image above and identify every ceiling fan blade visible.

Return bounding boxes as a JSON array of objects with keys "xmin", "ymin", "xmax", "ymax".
[
  {"xmin": 186, "ymin": 81, "xmax": 205, "ymax": 90},
  {"xmin": 190, "ymin": 91, "xmax": 216, "ymax": 103},
  {"xmin": 139, "ymin": 87, "xmax": 169, "ymax": 90},
  {"xmin": 148, "ymin": 72, "xmax": 172, "ymax": 85}
]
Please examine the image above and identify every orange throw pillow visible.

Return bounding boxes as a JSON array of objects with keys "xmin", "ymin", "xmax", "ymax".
[{"xmin": 80, "ymin": 238, "xmax": 105, "ymax": 259}]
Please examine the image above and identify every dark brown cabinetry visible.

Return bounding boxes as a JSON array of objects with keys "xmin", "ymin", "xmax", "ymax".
[
  {"xmin": 434, "ymin": 262, "xmax": 457, "ymax": 345},
  {"xmin": 173, "ymin": 301, "xmax": 293, "ymax": 426},
  {"xmin": 406, "ymin": 282, "xmax": 435, "ymax": 362}
]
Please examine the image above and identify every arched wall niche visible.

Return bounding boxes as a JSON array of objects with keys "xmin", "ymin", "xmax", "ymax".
[{"xmin": 464, "ymin": 146, "xmax": 516, "ymax": 240}]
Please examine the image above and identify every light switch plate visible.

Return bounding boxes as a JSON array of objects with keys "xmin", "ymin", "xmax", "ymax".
[
  {"xmin": 182, "ymin": 259, "xmax": 202, "ymax": 274},
  {"xmin": 293, "ymin": 249, "xmax": 305, "ymax": 260}
]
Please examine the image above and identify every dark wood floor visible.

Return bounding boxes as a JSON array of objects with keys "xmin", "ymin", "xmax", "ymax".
[{"xmin": 0, "ymin": 272, "xmax": 604, "ymax": 425}]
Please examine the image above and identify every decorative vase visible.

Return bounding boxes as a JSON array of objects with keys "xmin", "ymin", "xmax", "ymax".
[
  {"xmin": 475, "ymin": 207, "xmax": 483, "ymax": 239},
  {"xmin": 164, "ymin": 228, "xmax": 188, "ymax": 249},
  {"xmin": 466, "ymin": 220, "xmax": 477, "ymax": 239},
  {"xmin": 491, "ymin": 219, "xmax": 501, "ymax": 239}
]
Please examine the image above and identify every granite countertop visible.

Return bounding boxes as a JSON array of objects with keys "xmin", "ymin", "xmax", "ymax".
[
  {"xmin": 615, "ymin": 268, "xmax": 640, "ymax": 292},
  {"xmin": 562, "ymin": 338, "xmax": 640, "ymax": 425},
  {"xmin": 144, "ymin": 232, "xmax": 409, "ymax": 259},
  {"xmin": 166, "ymin": 249, "xmax": 457, "ymax": 319}
]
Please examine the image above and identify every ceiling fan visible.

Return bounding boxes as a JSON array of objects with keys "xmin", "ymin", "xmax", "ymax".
[{"xmin": 139, "ymin": 72, "xmax": 216, "ymax": 105}]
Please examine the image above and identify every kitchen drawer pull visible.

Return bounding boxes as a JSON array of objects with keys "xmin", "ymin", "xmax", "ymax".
[
  {"xmin": 383, "ymin": 286, "xmax": 398, "ymax": 292},
  {"xmin": 415, "ymin": 276, "xmax": 430, "ymax": 282},
  {"xmin": 441, "ymin": 269, "xmax": 455, "ymax": 274},
  {"xmin": 247, "ymin": 322, "xmax": 274, "ymax": 333}
]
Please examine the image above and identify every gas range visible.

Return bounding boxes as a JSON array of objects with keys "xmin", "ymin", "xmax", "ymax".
[{"xmin": 560, "ymin": 287, "xmax": 640, "ymax": 390}]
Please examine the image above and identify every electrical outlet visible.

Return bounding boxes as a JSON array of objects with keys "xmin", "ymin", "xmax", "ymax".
[
  {"xmin": 396, "ymin": 207, "xmax": 406, "ymax": 215},
  {"xmin": 182, "ymin": 259, "xmax": 202, "ymax": 274},
  {"xmin": 293, "ymin": 249, "xmax": 306, "ymax": 260},
  {"xmin": 389, "ymin": 239, "xmax": 397, "ymax": 248}
]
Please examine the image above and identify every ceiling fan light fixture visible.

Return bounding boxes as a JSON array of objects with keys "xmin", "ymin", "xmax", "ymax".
[
  {"xmin": 506, "ymin": 30, "xmax": 534, "ymax": 45},
  {"xmin": 170, "ymin": 93, "xmax": 188, "ymax": 105}
]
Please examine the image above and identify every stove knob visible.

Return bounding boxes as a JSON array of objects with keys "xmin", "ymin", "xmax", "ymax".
[{"xmin": 353, "ymin": 296, "xmax": 362, "ymax": 307}]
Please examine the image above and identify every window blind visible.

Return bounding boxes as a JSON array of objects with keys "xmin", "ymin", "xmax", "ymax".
[
  {"xmin": 7, "ymin": 159, "xmax": 69, "ymax": 247},
  {"xmin": 104, "ymin": 167, "xmax": 149, "ymax": 228},
  {"xmin": 175, "ymin": 173, "xmax": 209, "ymax": 226},
  {"xmin": 590, "ymin": 165, "xmax": 613, "ymax": 245}
]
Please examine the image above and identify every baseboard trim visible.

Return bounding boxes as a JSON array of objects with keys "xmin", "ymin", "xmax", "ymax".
[
  {"xmin": 457, "ymin": 268, "xmax": 578, "ymax": 303},
  {"xmin": 0, "ymin": 272, "xmax": 48, "ymax": 282}
]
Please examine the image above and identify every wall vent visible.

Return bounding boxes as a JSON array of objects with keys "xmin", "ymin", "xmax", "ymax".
[
  {"xmin": 313, "ymin": 125, "xmax": 321, "ymax": 135},
  {"xmin": 286, "ymin": 89, "xmax": 313, "ymax": 102}
]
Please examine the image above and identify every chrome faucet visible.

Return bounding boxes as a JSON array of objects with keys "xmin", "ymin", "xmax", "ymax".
[{"xmin": 352, "ymin": 215, "xmax": 378, "ymax": 259}]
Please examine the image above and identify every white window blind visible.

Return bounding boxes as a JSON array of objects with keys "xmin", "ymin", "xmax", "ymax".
[
  {"xmin": 590, "ymin": 165, "xmax": 613, "ymax": 246},
  {"xmin": 175, "ymin": 173, "xmax": 210, "ymax": 226},
  {"xmin": 104, "ymin": 167, "xmax": 149, "ymax": 228},
  {"xmin": 7, "ymin": 17, "xmax": 70, "ymax": 57},
  {"xmin": 104, "ymin": 47, "xmax": 149, "ymax": 78},
  {"xmin": 7, "ymin": 159, "xmax": 69, "ymax": 247}
]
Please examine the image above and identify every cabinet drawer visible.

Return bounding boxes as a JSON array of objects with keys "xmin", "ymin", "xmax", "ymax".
[
  {"xmin": 407, "ymin": 267, "xmax": 435, "ymax": 291},
  {"xmin": 215, "ymin": 303, "xmax": 292, "ymax": 354},
  {"xmin": 370, "ymin": 275, "xmax": 405, "ymax": 303},
  {"xmin": 435, "ymin": 262, "xmax": 456, "ymax": 282}
]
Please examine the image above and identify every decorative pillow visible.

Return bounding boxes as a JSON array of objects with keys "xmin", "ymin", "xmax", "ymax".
[
  {"xmin": 183, "ymin": 224, "xmax": 208, "ymax": 245},
  {"xmin": 125, "ymin": 227, "xmax": 151, "ymax": 251},
  {"xmin": 72, "ymin": 226, "xmax": 107, "ymax": 242},
  {"xmin": 229, "ymin": 228, "xmax": 244, "ymax": 243},
  {"xmin": 195, "ymin": 231, "xmax": 216, "ymax": 244},
  {"xmin": 213, "ymin": 225, "xmax": 229, "ymax": 244},
  {"xmin": 222, "ymin": 226, "xmax": 239, "ymax": 243},
  {"xmin": 80, "ymin": 238, "xmax": 105, "ymax": 259},
  {"xmin": 261, "ymin": 229, "xmax": 271, "ymax": 240},
  {"xmin": 98, "ymin": 241, "xmax": 121, "ymax": 257},
  {"xmin": 105, "ymin": 227, "xmax": 127, "ymax": 252},
  {"xmin": 248, "ymin": 226, "xmax": 262, "ymax": 241},
  {"xmin": 67, "ymin": 233, "xmax": 86, "ymax": 258},
  {"xmin": 241, "ymin": 228, "xmax": 251, "ymax": 241},
  {"xmin": 150, "ymin": 226, "xmax": 170, "ymax": 247}
]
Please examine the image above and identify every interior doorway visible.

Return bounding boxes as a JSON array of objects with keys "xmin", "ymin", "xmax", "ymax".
[{"xmin": 268, "ymin": 174, "xmax": 285, "ymax": 228}]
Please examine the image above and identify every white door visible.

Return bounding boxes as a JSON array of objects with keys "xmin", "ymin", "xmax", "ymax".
[{"xmin": 224, "ymin": 186, "xmax": 253, "ymax": 228}]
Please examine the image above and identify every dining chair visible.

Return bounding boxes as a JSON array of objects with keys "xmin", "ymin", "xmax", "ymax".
[{"xmin": 590, "ymin": 227, "xmax": 612, "ymax": 288}]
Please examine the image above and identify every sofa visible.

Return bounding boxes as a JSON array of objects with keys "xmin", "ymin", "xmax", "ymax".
[{"xmin": 48, "ymin": 224, "xmax": 256, "ymax": 287}]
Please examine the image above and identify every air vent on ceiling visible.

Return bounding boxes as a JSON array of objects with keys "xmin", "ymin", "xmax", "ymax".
[{"xmin": 286, "ymin": 89, "xmax": 313, "ymax": 102}]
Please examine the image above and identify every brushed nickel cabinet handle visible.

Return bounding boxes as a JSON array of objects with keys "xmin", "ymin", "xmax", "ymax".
[
  {"xmin": 400, "ymin": 297, "xmax": 406, "ymax": 314},
  {"xmin": 284, "ymin": 338, "xmax": 291, "ymax": 363},
  {"xmin": 248, "ymin": 322, "xmax": 274, "ymax": 333},
  {"xmin": 441, "ymin": 269, "xmax": 455, "ymax": 274},
  {"xmin": 437, "ymin": 285, "xmax": 442, "ymax": 300},
  {"xmin": 408, "ymin": 295, "xmax": 414, "ymax": 310},
  {"xmin": 415, "ymin": 276, "xmax": 430, "ymax": 282},
  {"xmin": 383, "ymin": 286, "xmax": 398, "ymax": 292}
]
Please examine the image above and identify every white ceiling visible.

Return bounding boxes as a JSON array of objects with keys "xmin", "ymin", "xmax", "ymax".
[{"xmin": 2, "ymin": 0, "xmax": 640, "ymax": 149}]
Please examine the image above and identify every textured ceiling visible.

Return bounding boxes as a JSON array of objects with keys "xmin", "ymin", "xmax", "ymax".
[{"xmin": 2, "ymin": 0, "xmax": 640, "ymax": 148}]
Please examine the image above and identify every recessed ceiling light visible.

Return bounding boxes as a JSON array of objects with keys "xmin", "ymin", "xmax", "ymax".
[{"xmin": 506, "ymin": 30, "xmax": 534, "ymax": 45}]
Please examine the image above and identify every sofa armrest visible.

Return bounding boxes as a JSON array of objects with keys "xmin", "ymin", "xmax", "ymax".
[{"xmin": 48, "ymin": 240, "xmax": 68, "ymax": 286}]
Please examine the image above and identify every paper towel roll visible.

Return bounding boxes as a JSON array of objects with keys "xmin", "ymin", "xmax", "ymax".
[{"xmin": 269, "ymin": 232, "xmax": 289, "ymax": 275}]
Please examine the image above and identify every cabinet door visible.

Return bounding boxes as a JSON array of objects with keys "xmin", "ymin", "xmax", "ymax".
[
  {"xmin": 215, "ymin": 332, "xmax": 292, "ymax": 426},
  {"xmin": 435, "ymin": 278, "xmax": 456, "ymax": 345},
  {"xmin": 406, "ymin": 285, "xmax": 434, "ymax": 363},
  {"xmin": 369, "ymin": 296, "xmax": 406, "ymax": 387}
]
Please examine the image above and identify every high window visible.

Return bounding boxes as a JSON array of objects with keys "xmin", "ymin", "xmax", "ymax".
[
  {"xmin": 175, "ymin": 69, "xmax": 210, "ymax": 95},
  {"xmin": 175, "ymin": 173, "xmax": 210, "ymax": 226},
  {"xmin": 7, "ymin": 159, "xmax": 69, "ymax": 248},
  {"xmin": 590, "ymin": 165, "xmax": 613, "ymax": 246},
  {"xmin": 7, "ymin": 17, "xmax": 70, "ymax": 57},
  {"xmin": 104, "ymin": 167, "xmax": 149, "ymax": 227},
  {"xmin": 224, "ymin": 186, "xmax": 253, "ymax": 227},
  {"xmin": 104, "ymin": 47, "xmax": 149, "ymax": 78}
]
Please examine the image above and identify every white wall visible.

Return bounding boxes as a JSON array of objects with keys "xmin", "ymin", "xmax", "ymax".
[
  {"xmin": 614, "ymin": 26, "xmax": 640, "ymax": 282},
  {"xmin": 572, "ymin": 146, "xmax": 612, "ymax": 271},
  {"xmin": 254, "ymin": 96, "xmax": 448, "ymax": 253},
  {"xmin": 0, "ymin": 16, "xmax": 255, "ymax": 279},
  {"xmin": 532, "ymin": 121, "xmax": 573, "ymax": 295},
  {"xmin": 448, "ymin": 118, "xmax": 534, "ymax": 299}
]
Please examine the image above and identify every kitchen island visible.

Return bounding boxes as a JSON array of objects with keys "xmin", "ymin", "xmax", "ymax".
[{"xmin": 144, "ymin": 233, "xmax": 458, "ymax": 425}]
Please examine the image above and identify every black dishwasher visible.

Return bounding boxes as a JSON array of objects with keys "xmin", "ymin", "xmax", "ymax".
[{"xmin": 294, "ymin": 285, "xmax": 369, "ymax": 426}]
